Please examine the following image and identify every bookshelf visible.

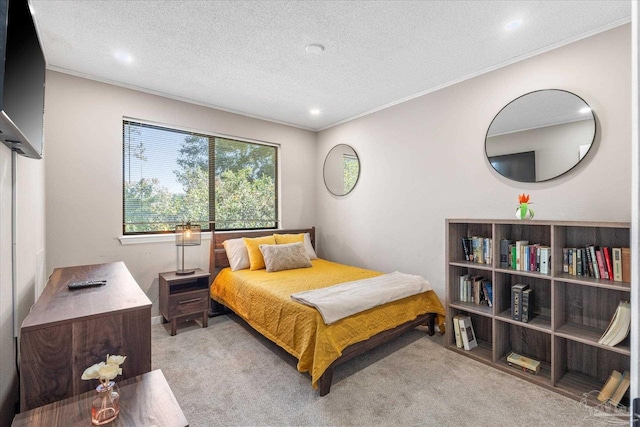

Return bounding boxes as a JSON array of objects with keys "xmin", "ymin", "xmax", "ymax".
[{"xmin": 446, "ymin": 219, "xmax": 631, "ymax": 404}]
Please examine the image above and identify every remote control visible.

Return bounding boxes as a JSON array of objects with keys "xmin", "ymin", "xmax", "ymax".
[{"xmin": 68, "ymin": 280, "xmax": 107, "ymax": 290}]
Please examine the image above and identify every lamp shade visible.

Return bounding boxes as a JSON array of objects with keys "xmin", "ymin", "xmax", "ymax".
[
  {"xmin": 175, "ymin": 222, "xmax": 201, "ymax": 275},
  {"xmin": 175, "ymin": 222, "xmax": 201, "ymax": 246}
]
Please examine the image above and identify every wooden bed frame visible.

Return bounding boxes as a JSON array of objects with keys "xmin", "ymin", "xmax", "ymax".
[{"xmin": 208, "ymin": 227, "xmax": 436, "ymax": 395}]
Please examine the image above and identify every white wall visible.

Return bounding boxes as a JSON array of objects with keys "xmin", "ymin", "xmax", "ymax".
[
  {"xmin": 0, "ymin": 144, "xmax": 45, "ymax": 424},
  {"xmin": 44, "ymin": 71, "xmax": 317, "ymax": 316},
  {"xmin": 316, "ymin": 24, "xmax": 631, "ymax": 301}
]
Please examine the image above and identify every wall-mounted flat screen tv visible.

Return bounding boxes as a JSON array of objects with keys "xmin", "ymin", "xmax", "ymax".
[{"xmin": 0, "ymin": 0, "xmax": 45, "ymax": 159}]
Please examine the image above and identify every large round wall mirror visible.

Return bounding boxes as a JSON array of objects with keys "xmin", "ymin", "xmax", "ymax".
[
  {"xmin": 485, "ymin": 89, "xmax": 596, "ymax": 182},
  {"xmin": 323, "ymin": 144, "xmax": 360, "ymax": 196}
]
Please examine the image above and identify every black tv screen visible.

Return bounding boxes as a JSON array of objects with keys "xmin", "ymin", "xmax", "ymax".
[{"xmin": 0, "ymin": 0, "xmax": 45, "ymax": 159}]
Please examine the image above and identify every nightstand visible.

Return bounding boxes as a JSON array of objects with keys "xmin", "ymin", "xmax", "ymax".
[{"xmin": 159, "ymin": 269, "xmax": 210, "ymax": 336}]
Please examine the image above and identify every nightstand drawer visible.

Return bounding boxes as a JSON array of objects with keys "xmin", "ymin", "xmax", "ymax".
[{"xmin": 168, "ymin": 290, "xmax": 208, "ymax": 317}]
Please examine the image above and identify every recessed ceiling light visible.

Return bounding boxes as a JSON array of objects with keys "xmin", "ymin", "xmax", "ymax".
[
  {"xmin": 114, "ymin": 51, "xmax": 133, "ymax": 63},
  {"xmin": 504, "ymin": 19, "xmax": 523, "ymax": 31},
  {"xmin": 310, "ymin": 109, "xmax": 321, "ymax": 115},
  {"xmin": 579, "ymin": 107, "xmax": 591, "ymax": 114},
  {"xmin": 305, "ymin": 44, "xmax": 324, "ymax": 54}
]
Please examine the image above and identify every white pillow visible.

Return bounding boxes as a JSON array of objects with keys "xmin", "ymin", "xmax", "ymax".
[
  {"xmin": 222, "ymin": 238, "xmax": 250, "ymax": 271},
  {"xmin": 259, "ymin": 242, "xmax": 312, "ymax": 272},
  {"xmin": 304, "ymin": 233, "xmax": 318, "ymax": 260}
]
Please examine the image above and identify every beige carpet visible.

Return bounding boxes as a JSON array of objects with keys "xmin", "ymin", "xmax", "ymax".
[{"xmin": 151, "ymin": 314, "xmax": 624, "ymax": 426}]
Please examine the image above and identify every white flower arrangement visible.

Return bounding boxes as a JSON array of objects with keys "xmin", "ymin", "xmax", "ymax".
[{"xmin": 82, "ymin": 354, "xmax": 126, "ymax": 388}]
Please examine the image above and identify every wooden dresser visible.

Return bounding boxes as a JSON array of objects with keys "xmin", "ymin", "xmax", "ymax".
[{"xmin": 19, "ymin": 262, "xmax": 152, "ymax": 411}]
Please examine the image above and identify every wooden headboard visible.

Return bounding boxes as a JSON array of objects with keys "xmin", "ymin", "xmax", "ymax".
[{"xmin": 209, "ymin": 227, "xmax": 316, "ymax": 276}]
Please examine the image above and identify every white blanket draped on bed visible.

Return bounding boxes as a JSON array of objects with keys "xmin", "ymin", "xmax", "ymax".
[{"xmin": 290, "ymin": 271, "xmax": 433, "ymax": 324}]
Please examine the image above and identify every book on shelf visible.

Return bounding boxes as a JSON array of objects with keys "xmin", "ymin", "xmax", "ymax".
[
  {"xmin": 530, "ymin": 245, "xmax": 541, "ymax": 272},
  {"xmin": 471, "ymin": 276, "xmax": 483, "ymax": 305},
  {"xmin": 481, "ymin": 280, "xmax": 493, "ymax": 307},
  {"xmin": 621, "ymin": 247, "xmax": 631, "ymax": 283},
  {"xmin": 461, "ymin": 237, "xmax": 472, "ymax": 261},
  {"xmin": 500, "ymin": 238, "xmax": 512, "ymax": 268},
  {"xmin": 595, "ymin": 247, "xmax": 608, "ymax": 279},
  {"xmin": 598, "ymin": 301, "xmax": 631, "ymax": 347},
  {"xmin": 458, "ymin": 315, "xmax": 478, "ymax": 350},
  {"xmin": 567, "ymin": 248, "xmax": 574, "ymax": 276},
  {"xmin": 609, "ymin": 370, "xmax": 630, "ymax": 406},
  {"xmin": 521, "ymin": 288, "xmax": 533, "ymax": 323},
  {"xmin": 452, "ymin": 314, "xmax": 463, "ymax": 348},
  {"xmin": 588, "ymin": 245, "xmax": 600, "ymax": 279},
  {"xmin": 560, "ymin": 245, "xmax": 630, "ymax": 282},
  {"xmin": 598, "ymin": 370, "xmax": 623, "ymax": 402},
  {"xmin": 472, "ymin": 237, "xmax": 483, "ymax": 264},
  {"xmin": 584, "ymin": 246, "xmax": 595, "ymax": 277},
  {"xmin": 459, "ymin": 274, "xmax": 470, "ymax": 302},
  {"xmin": 539, "ymin": 246, "xmax": 551, "ymax": 275},
  {"xmin": 506, "ymin": 351, "xmax": 540, "ymax": 375},
  {"xmin": 510, "ymin": 245, "xmax": 516, "ymax": 269},
  {"xmin": 603, "ymin": 247, "xmax": 614, "ymax": 281},
  {"xmin": 462, "ymin": 236, "xmax": 493, "ymax": 265},
  {"xmin": 515, "ymin": 240, "xmax": 528, "ymax": 271},
  {"xmin": 612, "ymin": 248, "xmax": 623, "ymax": 281},
  {"xmin": 471, "ymin": 237, "xmax": 479, "ymax": 263},
  {"xmin": 472, "ymin": 276, "xmax": 484, "ymax": 305},
  {"xmin": 483, "ymin": 237, "xmax": 492, "ymax": 265},
  {"xmin": 511, "ymin": 283, "xmax": 529, "ymax": 321},
  {"xmin": 529, "ymin": 244, "xmax": 538, "ymax": 272},
  {"xmin": 467, "ymin": 275, "xmax": 479, "ymax": 303}
]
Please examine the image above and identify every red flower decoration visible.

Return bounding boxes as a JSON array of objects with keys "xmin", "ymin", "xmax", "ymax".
[{"xmin": 518, "ymin": 194, "xmax": 530, "ymax": 204}]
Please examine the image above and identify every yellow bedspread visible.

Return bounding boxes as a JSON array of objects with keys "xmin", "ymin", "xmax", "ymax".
[{"xmin": 210, "ymin": 259, "xmax": 445, "ymax": 388}]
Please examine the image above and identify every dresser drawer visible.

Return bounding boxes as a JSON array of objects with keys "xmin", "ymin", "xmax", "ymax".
[{"xmin": 168, "ymin": 290, "xmax": 208, "ymax": 317}]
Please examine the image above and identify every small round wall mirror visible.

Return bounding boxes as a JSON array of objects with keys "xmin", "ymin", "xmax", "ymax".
[
  {"xmin": 323, "ymin": 144, "xmax": 360, "ymax": 196},
  {"xmin": 485, "ymin": 89, "xmax": 596, "ymax": 182}
]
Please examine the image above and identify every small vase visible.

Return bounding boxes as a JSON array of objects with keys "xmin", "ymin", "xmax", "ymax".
[
  {"xmin": 91, "ymin": 381, "xmax": 120, "ymax": 425},
  {"xmin": 516, "ymin": 204, "xmax": 534, "ymax": 220}
]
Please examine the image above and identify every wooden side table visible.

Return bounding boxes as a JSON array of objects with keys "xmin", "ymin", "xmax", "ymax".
[
  {"xmin": 159, "ymin": 269, "xmax": 210, "ymax": 336},
  {"xmin": 12, "ymin": 369, "xmax": 188, "ymax": 426}
]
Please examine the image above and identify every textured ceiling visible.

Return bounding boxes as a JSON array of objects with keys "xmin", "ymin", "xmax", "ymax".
[
  {"xmin": 487, "ymin": 90, "xmax": 594, "ymax": 136},
  {"xmin": 30, "ymin": 1, "xmax": 631, "ymax": 131}
]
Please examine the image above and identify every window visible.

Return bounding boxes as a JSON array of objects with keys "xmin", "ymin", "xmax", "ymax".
[
  {"xmin": 123, "ymin": 120, "xmax": 278, "ymax": 234},
  {"xmin": 343, "ymin": 154, "xmax": 358, "ymax": 194}
]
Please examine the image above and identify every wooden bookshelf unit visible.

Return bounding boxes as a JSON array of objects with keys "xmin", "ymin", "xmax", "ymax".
[{"xmin": 446, "ymin": 219, "xmax": 631, "ymax": 404}]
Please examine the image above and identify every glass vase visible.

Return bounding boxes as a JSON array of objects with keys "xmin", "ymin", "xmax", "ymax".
[
  {"xmin": 515, "ymin": 203, "xmax": 534, "ymax": 220},
  {"xmin": 91, "ymin": 381, "xmax": 120, "ymax": 425}
]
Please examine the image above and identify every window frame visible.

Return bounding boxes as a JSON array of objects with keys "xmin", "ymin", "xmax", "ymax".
[{"xmin": 122, "ymin": 118, "xmax": 279, "ymax": 236}]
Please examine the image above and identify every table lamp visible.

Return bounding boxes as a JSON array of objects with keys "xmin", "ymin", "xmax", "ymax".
[{"xmin": 175, "ymin": 221, "xmax": 201, "ymax": 275}]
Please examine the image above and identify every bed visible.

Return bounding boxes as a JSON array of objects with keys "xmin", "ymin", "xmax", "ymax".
[{"xmin": 209, "ymin": 227, "xmax": 445, "ymax": 395}]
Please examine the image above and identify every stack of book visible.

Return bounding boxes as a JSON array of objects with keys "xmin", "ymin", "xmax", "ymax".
[
  {"xmin": 598, "ymin": 301, "xmax": 631, "ymax": 347},
  {"xmin": 452, "ymin": 314, "xmax": 477, "ymax": 350},
  {"xmin": 458, "ymin": 274, "xmax": 492, "ymax": 306},
  {"xmin": 511, "ymin": 284, "xmax": 534, "ymax": 323},
  {"xmin": 500, "ymin": 238, "xmax": 551, "ymax": 274},
  {"xmin": 461, "ymin": 236, "xmax": 492, "ymax": 265},
  {"xmin": 598, "ymin": 370, "xmax": 631, "ymax": 406},
  {"xmin": 562, "ymin": 246, "xmax": 630, "ymax": 282},
  {"xmin": 506, "ymin": 351, "xmax": 541, "ymax": 375}
]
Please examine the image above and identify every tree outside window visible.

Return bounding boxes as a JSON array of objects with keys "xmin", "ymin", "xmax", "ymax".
[{"xmin": 123, "ymin": 121, "xmax": 277, "ymax": 234}]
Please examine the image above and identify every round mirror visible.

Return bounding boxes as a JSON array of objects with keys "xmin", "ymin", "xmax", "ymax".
[
  {"xmin": 323, "ymin": 144, "xmax": 360, "ymax": 196},
  {"xmin": 485, "ymin": 89, "xmax": 596, "ymax": 182}
]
